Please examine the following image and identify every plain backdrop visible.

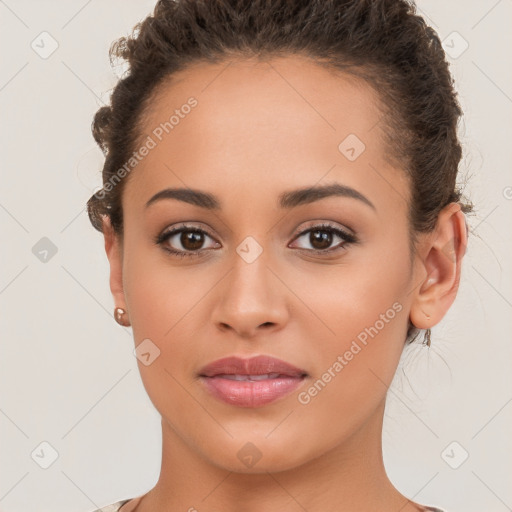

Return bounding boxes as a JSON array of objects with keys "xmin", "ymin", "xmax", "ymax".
[{"xmin": 1, "ymin": 1, "xmax": 511, "ymax": 511}]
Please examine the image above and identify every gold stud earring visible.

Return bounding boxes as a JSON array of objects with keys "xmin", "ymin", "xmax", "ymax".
[{"xmin": 114, "ymin": 307, "xmax": 131, "ymax": 327}]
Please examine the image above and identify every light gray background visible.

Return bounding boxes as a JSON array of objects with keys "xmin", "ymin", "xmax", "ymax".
[{"xmin": 1, "ymin": 1, "xmax": 511, "ymax": 511}]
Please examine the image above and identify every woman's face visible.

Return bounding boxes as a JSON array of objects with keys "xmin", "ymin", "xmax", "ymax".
[{"xmin": 107, "ymin": 55, "xmax": 431, "ymax": 472}]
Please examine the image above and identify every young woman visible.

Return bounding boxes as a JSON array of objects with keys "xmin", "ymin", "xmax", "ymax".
[{"xmin": 85, "ymin": 0, "xmax": 472, "ymax": 510}]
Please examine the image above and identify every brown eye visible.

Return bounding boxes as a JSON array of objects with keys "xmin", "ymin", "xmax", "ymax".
[
  {"xmin": 309, "ymin": 229, "xmax": 333, "ymax": 250},
  {"xmin": 154, "ymin": 224, "xmax": 220, "ymax": 258},
  {"xmin": 290, "ymin": 223, "xmax": 357, "ymax": 255},
  {"xmin": 180, "ymin": 230, "xmax": 205, "ymax": 251}
]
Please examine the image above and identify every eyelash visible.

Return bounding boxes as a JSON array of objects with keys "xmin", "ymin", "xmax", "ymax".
[{"xmin": 153, "ymin": 222, "xmax": 358, "ymax": 259}]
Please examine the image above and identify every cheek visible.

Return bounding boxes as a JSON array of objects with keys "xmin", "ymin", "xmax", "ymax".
[
  {"xmin": 122, "ymin": 238, "xmax": 205, "ymax": 337},
  {"xmin": 291, "ymin": 274, "xmax": 409, "ymax": 450},
  {"xmin": 122, "ymin": 257, "xmax": 207, "ymax": 419},
  {"xmin": 121, "ymin": 241, "xmax": 203, "ymax": 377},
  {"xmin": 298, "ymin": 243, "xmax": 411, "ymax": 398},
  {"xmin": 302, "ymin": 249, "xmax": 408, "ymax": 344}
]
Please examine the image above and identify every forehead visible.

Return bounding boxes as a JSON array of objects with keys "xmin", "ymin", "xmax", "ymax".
[
  {"xmin": 125, "ymin": 55, "xmax": 410, "ymax": 217},
  {"xmin": 141, "ymin": 54, "xmax": 384, "ymax": 143}
]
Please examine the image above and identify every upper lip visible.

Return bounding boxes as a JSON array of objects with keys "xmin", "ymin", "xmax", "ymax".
[{"xmin": 198, "ymin": 355, "xmax": 308, "ymax": 378}]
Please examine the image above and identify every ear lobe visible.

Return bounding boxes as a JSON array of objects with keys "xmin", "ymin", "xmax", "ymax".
[
  {"xmin": 409, "ymin": 203, "xmax": 468, "ymax": 330},
  {"xmin": 102, "ymin": 215, "xmax": 126, "ymax": 310}
]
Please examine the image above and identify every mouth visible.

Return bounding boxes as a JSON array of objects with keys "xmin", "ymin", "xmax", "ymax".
[
  {"xmin": 211, "ymin": 372, "xmax": 298, "ymax": 380},
  {"xmin": 198, "ymin": 355, "xmax": 309, "ymax": 408}
]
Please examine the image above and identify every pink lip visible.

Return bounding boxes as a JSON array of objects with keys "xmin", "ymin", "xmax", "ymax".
[{"xmin": 198, "ymin": 355, "xmax": 308, "ymax": 408}]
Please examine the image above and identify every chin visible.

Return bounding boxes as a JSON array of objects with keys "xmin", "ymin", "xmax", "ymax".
[{"xmin": 200, "ymin": 433, "xmax": 316, "ymax": 474}]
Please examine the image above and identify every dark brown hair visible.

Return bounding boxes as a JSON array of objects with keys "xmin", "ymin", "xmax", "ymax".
[{"xmin": 86, "ymin": 0, "xmax": 474, "ymax": 343}]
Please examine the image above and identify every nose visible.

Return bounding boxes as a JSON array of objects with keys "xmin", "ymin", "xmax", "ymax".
[{"xmin": 211, "ymin": 252, "xmax": 289, "ymax": 339}]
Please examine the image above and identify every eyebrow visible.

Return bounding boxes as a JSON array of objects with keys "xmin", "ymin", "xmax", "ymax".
[{"xmin": 145, "ymin": 183, "xmax": 376, "ymax": 211}]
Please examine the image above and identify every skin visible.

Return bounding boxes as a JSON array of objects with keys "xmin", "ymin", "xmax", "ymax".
[{"xmin": 102, "ymin": 55, "xmax": 467, "ymax": 512}]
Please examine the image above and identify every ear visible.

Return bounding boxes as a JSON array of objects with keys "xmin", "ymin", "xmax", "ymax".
[
  {"xmin": 409, "ymin": 202, "xmax": 468, "ymax": 330},
  {"xmin": 102, "ymin": 215, "xmax": 127, "ymax": 313}
]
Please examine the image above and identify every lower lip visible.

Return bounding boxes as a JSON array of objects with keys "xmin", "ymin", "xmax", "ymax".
[{"xmin": 199, "ymin": 375, "xmax": 306, "ymax": 407}]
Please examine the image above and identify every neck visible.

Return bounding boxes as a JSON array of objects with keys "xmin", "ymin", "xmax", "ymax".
[{"xmin": 137, "ymin": 400, "xmax": 423, "ymax": 512}]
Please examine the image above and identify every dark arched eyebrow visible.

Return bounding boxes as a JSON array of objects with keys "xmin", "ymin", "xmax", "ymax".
[
  {"xmin": 278, "ymin": 183, "xmax": 376, "ymax": 211},
  {"xmin": 145, "ymin": 183, "xmax": 376, "ymax": 211}
]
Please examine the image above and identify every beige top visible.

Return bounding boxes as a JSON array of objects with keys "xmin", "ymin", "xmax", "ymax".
[
  {"xmin": 89, "ymin": 495, "xmax": 448, "ymax": 511},
  {"xmin": 88, "ymin": 495, "xmax": 143, "ymax": 512}
]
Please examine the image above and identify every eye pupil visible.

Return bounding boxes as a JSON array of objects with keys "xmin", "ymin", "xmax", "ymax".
[
  {"xmin": 182, "ymin": 231, "xmax": 204, "ymax": 250},
  {"xmin": 311, "ymin": 230, "xmax": 332, "ymax": 250}
]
